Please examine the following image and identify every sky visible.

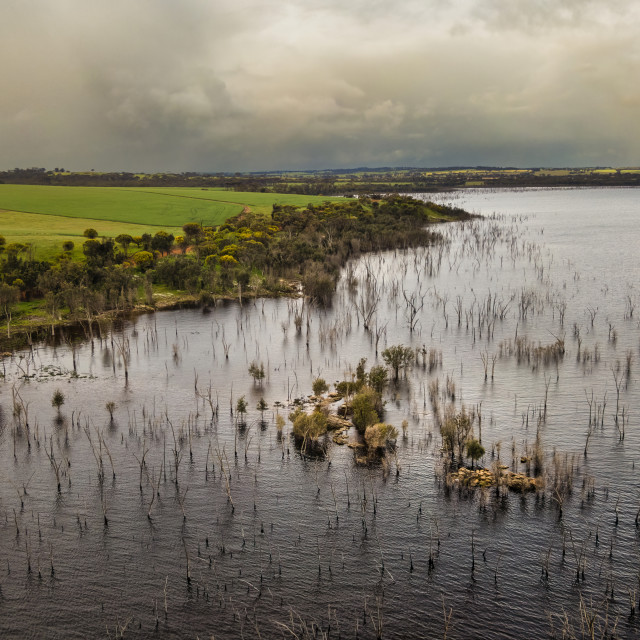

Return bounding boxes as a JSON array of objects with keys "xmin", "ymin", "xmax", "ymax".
[{"xmin": 1, "ymin": 0, "xmax": 639, "ymax": 172}]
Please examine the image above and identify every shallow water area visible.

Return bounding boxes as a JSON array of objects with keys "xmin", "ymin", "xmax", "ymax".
[{"xmin": 1, "ymin": 187, "xmax": 640, "ymax": 638}]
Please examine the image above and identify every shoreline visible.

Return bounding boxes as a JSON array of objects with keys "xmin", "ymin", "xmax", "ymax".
[{"xmin": 0, "ymin": 283, "xmax": 302, "ymax": 353}]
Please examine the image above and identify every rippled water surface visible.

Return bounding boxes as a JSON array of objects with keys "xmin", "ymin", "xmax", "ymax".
[{"xmin": 1, "ymin": 187, "xmax": 639, "ymax": 638}]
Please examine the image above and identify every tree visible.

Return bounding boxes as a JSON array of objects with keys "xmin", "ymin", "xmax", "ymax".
[
  {"xmin": 312, "ymin": 377, "xmax": 328, "ymax": 397},
  {"xmin": 51, "ymin": 389, "xmax": 65, "ymax": 416},
  {"xmin": 466, "ymin": 438, "xmax": 485, "ymax": 469},
  {"xmin": 175, "ymin": 235, "xmax": 189, "ymax": 254},
  {"xmin": 151, "ymin": 231, "xmax": 175, "ymax": 256},
  {"xmin": 4, "ymin": 243, "xmax": 28, "ymax": 266},
  {"xmin": 182, "ymin": 223, "xmax": 203, "ymax": 247},
  {"xmin": 83, "ymin": 228, "xmax": 98, "ymax": 239},
  {"xmin": 351, "ymin": 387, "xmax": 380, "ymax": 433},
  {"xmin": 133, "ymin": 251, "xmax": 154, "ymax": 270},
  {"xmin": 83, "ymin": 237, "xmax": 115, "ymax": 267},
  {"xmin": 257, "ymin": 397, "xmax": 268, "ymax": 423},
  {"xmin": 291, "ymin": 408, "xmax": 328, "ymax": 445},
  {"xmin": 115, "ymin": 234, "xmax": 134, "ymax": 257},
  {"xmin": 105, "ymin": 401, "xmax": 117, "ymax": 421},
  {"xmin": 364, "ymin": 423, "xmax": 398, "ymax": 452},
  {"xmin": 235, "ymin": 395, "xmax": 248, "ymax": 424},
  {"xmin": 382, "ymin": 345, "xmax": 414, "ymax": 380},
  {"xmin": 440, "ymin": 406, "xmax": 475, "ymax": 464},
  {"xmin": 62, "ymin": 240, "xmax": 74, "ymax": 252},
  {"xmin": 0, "ymin": 283, "xmax": 20, "ymax": 337},
  {"xmin": 368, "ymin": 365, "xmax": 388, "ymax": 394},
  {"xmin": 248, "ymin": 361, "xmax": 265, "ymax": 385}
]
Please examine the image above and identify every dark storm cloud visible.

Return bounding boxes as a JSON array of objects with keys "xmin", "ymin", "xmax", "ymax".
[{"xmin": 1, "ymin": 0, "xmax": 638, "ymax": 171}]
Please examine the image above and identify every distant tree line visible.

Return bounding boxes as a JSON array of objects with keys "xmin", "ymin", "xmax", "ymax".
[{"xmin": 2, "ymin": 167, "xmax": 639, "ymax": 193}]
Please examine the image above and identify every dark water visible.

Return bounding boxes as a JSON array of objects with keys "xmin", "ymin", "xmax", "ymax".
[{"xmin": 1, "ymin": 187, "xmax": 639, "ymax": 638}]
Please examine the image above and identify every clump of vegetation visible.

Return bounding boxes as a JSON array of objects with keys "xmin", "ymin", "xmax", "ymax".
[
  {"xmin": 51, "ymin": 389, "xmax": 65, "ymax": 417},
  {"xmin": 248, "ymin": 361, "xmax": 265, "ymax": 385},
  {"xmin": 382, "ymin": 345, "xmax": 414, "ymax": 380},
  {"xmin": 311, "ymin": 377, "xmax": 329, "ymax": 397},
  {"xmin": 351, "ymin": 387, "xmax": 382, "ymax": 434},
  {"xmin": 367, "ymin": 365, "xmax": 388, "ymax": 394},
  {"xmin": 105, "ymin": 401, "xmax": 116, "ymax": 421},
  {"xmin": 466, "ymin": 438, "xmax": 485, "ymax": 469},
  {"xmin": 235, "ymin": 396, "xmax": 248, "ymax": 424},
  {"xmin": 364, "ymin": 423, "xmax": 398, "ymax": 452},
  {"xmin": 257, "ymin": 397, "xmax": 268, "ymax": 424},
  {"xmin": 0, "ymin": 282, "xmax": 20, "ymax": 337},
  {"xmin": 290, "ymin": 407, "xmax": 328, "ymax": 453},
  {"xmin": 440, "ymin": 405, "xmax": 476, "ymax": 466},
  {"xmin": 335, "ymin": 361, "xmax": 365, "ymax": 398}
]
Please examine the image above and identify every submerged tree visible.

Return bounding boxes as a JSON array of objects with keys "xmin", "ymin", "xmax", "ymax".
[
  {"xmin": 257, "ymin": 397, "xmax": 268, "ymax": 423},
  {"xmin": 290, "ymin": 407, "xmax": 328, "ymax": 452},
  {"xmin": 248, "ymin": 361, "xmax": 265, "ymax": 385},
  {"xmin": 0, "ymin": 283, "xmax": 20, "ymax": 338},
  {"xmin": 466, "ymin": 438, "xmax": 485, "ymax": 469},
  {"xmin": 351, "ymin": 387, "xmax": 381, "ymax": 433},
  {"xmin": 312, "ymin": 377, "xmax": 329, "ymax": 397},
  {"xmin": 105, "ymin": 401, "xmax": 116, "ymax": 421},
  {"xmin": 236, "ymin": 395, "xmax": 248, "ymax": 424},
  {"xmin": 51, "ymin": 389, "xmax": 65, "ymax": 417},
  {"xmin": 368, "ymin": 365, "xmax": 388, "ymax": 394},
  {"xmin": 440, "ymin": 406, "xmax": 475, "ymax": 464},
  {"xmin": 364, "ymin": 423, "xmax": 398, "ymax": 453},
  {"xmin": 382, "ymin": 345, "xmax": 414, "ymax": 380}
]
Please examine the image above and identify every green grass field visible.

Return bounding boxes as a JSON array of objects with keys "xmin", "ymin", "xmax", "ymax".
[
  {"xmin": 0, "ymin": 209, "xmax": 183, "ymax": 261},
  {"xmin": 0, "ymin": 185, "xmax": 340, "ymax": 260},
  {"xmin": 0, "ymin": 185, "xmax": 243, "ymax": 227},
  {"xmin": 125, "ymin": 187, "xmax": 341, "ymax": 216}
]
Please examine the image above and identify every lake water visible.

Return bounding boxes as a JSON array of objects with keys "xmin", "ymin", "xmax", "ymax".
[{"xmin": 1, "ymin": 187, "xmax": 639, "ymax": 638}]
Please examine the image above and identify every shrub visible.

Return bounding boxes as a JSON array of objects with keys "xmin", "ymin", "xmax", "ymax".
[
  {"xmin": 364, "ymin": 423, "xmax": 398, "ymax": 451},
  {"xmin": 133, "ymin": 251, "xmax": 154, "ymax": 270},
  {"xmin": 351, "ymin": 386, "xmax": 380, "ymax": 433},
  {"xmin": 235, "ymin": 395, "xmax": 248, "ymax": 423},
  {"xmin": 368, "ymin": 365, "xmax": 388, "ymax": 394},
  {"xmin": 291, "ymin": 408, "xmax": 328, "ymax": 442},
  {"xmin": 302, "ymin": 266, "xmax": 336, "ymax": 306},
  {"xmin": 466, "ymin": 438, "xmax": 485, "ymax": 469},
  {"xmin": 382, "ymin": 345, "xmax": 414, "ymax": 379},
  {"xmin": 440, "ymin": 406, "xmax": 475, "ymax": 464},
  {"xmin": 312, "ymin": 377, "xmax": 329, "ymax": 397},
  {"xmin": 335, "ymin": 378, "xmax": 365, "ymax": 397},
  {"xmin": 51, "ymin": 389, "xmax": 65, "ymax": 414},
  {"xmin": 248, "ymin": 361, "xmax": 265, "ymax": 384},
  {"xmin": 105, "ymin": 401, "xmax": 116, "ymax": 419}
]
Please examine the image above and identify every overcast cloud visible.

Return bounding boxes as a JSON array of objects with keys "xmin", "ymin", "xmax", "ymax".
[{"xmin": 1, "ymin": 0, "xmax": 638, "ymax": 171}]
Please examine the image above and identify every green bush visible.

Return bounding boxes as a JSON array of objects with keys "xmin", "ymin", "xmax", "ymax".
[
  {"xmin": 312, "ymin": 377, "xmax": 329, "ymax": 397},
  {"xmin": 291, "ymin": 408, "xmax": 328, "ymax": 442},
  {"xmin": 351, "ymin": 387, "xmax": 380, "ymax": 433}
]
